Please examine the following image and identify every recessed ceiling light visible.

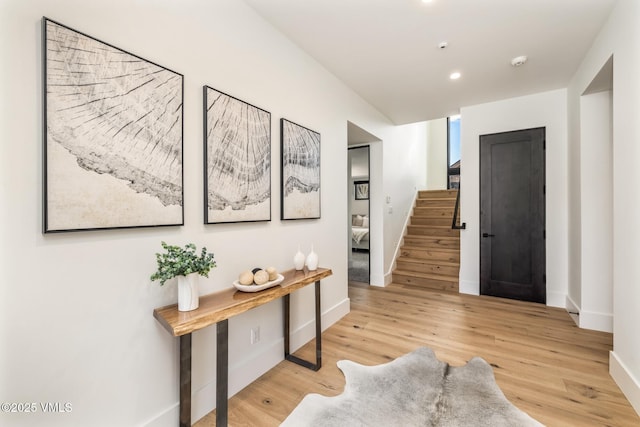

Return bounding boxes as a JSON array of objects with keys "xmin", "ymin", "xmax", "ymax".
[
  {"xmin": 511, "ymin": 55, "xmax": 528, "ymax": 67},
  {"xmin": 422, "ymin": 0, "xmax": 434, "ymax": 3},
  {"xmin": 450, "ymin": 72, "xmax": 461, "ymax": 80}
]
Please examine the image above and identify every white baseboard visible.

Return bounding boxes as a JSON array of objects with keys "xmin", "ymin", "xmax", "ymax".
[
  {"xmin": 565, "ymin": 295, "xmax": 580, "ymax": 326},
  {"xmin": 191, "ymin": 338, "xmax": 284, "ymax": 423},
  {"xmin": 369, "ymin": 272, "xmax": 386, "ymax": 287},
  {"xmin": 564, "ymin": 294, "xmax": 612, "ymax": 332},
  {"xmin": 145, "ymin": 297, "xmax": 351, "ymax": 426},
  {"xmin": 579, "ymin": 310, "xmax": 613, "ymax": 333},
  {"xmin": 382, "ymin": 272, "xmax": 393, "ymax": 286},
  {"xmin": 546, "ymin": 291, "xmax": 565, "ymax": 308},
  {"xmin": 288, "ymin": 298, "xmax": 350, "ymax": 351},
  {"xmin": 140, "ymin": 403, "xmax": 178, "ymax": 427},
  {"xmin": 382, "ymin": 192, "xmax": 417, "ymax": 288},
  {"xmin": 610, "ymin": 351, "xmax": 640, "ymax": 417},
  {"xmin": 459, "ymin": 279, "xmax": 478, "ymax": 295},
  {"xmin": 460, "ymin": 281, "xmax": 565, "ymax": 311}
]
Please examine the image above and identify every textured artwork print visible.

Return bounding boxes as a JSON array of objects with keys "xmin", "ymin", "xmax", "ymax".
[
  {"xmin": 204, "ymin": 86, "xmax": 271, "ymax": 223},
  {"xmin": 43, "ymin": 18, "xmax": 184, "ymax": 232},
  {"xmin": 280, "ymin": 119, "xmax": 320, "ymax": 220}
]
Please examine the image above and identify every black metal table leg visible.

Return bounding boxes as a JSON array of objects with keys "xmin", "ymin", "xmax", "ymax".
[
  {"xmin": 314, "ymin": 279, "xmax": 322, "ymax": 368},
  {"xmin": 284, "ymin": 280, "xmax": 322, "ymax": 371},
  {"xmin": 179, "ymin": 334, "xmax": 192, "ymax": 427},
  {"xmin": 216, "ymin": 319, "xmax": 229, "ymax": 427}
]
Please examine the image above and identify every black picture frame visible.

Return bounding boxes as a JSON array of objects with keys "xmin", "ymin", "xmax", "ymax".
[
  {"xmin": 203, "ymin": 86, "xmax": 271, "ymax": 224},
  {"xmin": 280, "ymin": 118, "xmax": 321, "ymax": 220},
  {"xmin": 354, "ymin": 181, "xmax": 369, "ymax": 200},
  {"xmin": 42, "ymin": 17, "xmax": 184, "ymax": 233}
]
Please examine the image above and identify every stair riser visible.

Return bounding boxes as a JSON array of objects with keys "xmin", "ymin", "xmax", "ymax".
[
  {"xmin": 403, "ymin": 238, "xmax": 459, "ymax": 249},
  {"xmin": 400, "ymin": 248, "xmax": 460, "ymax": 263},
  {"xmin": 406, "ymin": 226, "xmax": 460, "ymax": 238},
  {"xmin": 413, "ymin": 207, "xmax": 454, "ymax": 218},
  {"xmin": 415, "ymin": 199, "xmax": 456, "ymax": 208},
  {"xmin": 411, "ymin": 217, "xmax": 452, "ymax": 226},
  {"xmin": 417, "ymin": 190, "xmax": 458, "ymax": 199},
  {"xmin": 396, "ymin": 261, "xmax": 459, "ymax": 276},
  {"xmin": 392, "ymin": 273, "xmax": 458, "ymax": 292}
]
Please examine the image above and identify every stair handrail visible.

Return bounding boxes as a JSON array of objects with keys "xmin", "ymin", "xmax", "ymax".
[{"xmin": 451, "ymin": 188, "xmax": 466, "ymax": 230}]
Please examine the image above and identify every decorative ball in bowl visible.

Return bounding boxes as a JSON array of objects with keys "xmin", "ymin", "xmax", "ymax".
[{"xmin": 233, "ymin": 267, "xmax": 284, "ymax": 292}]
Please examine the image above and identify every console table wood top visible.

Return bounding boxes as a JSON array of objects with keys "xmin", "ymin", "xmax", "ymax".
[{"xmin": 154, "ymin": 267, "xmax": 332, "ymax": 337}]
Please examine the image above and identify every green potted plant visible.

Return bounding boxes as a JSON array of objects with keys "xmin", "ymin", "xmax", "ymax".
[{"xmin": 150, "ymin": 241, "xmax": 217, "ymax": 311}]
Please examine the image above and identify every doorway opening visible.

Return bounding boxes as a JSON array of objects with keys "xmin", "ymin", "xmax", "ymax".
[
  {"xmin": 348, "ymin": 146, "xmax": 370, "ymax": 284},
  {"xmin": 347, "ymin": 121, "xmax": 380, "ymax": 285}
]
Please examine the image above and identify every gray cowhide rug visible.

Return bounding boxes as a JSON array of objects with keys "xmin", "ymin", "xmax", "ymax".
[{"xmin": 281, "ymin": 347, "xmax": 543, "ymax": 426}]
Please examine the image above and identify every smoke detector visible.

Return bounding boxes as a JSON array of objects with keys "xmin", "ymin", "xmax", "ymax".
[{"xmin": 511, "ymin": 55, "xmax": 528, "ymax": 67}]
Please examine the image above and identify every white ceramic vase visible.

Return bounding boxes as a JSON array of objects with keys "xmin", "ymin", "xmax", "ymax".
[
  {"xmin": 306, "ymin": 246, "xmax": 319, "ymax": 271},
  {"xmin": 294, "ymin": 246, "xmax": 306, "ymax": 270},
  {"xmin": 177, "ymin": 272, "xmax": 200, "ymax": 311}
]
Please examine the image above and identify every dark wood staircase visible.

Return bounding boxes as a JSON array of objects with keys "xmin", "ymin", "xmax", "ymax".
[{"xmin": 392, "ymin": 189, "xmax": 460, "ymax": 292}]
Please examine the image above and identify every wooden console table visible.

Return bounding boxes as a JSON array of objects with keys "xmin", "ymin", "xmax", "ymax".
[{"xmin": 154, "ymin": 267, "xmax": 332, "ymax": 427}]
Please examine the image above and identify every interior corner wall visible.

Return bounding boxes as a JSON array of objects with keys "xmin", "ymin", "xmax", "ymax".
[
  {"xmin": 366, "ymin": 138, "xmax": 386, "ymax": 287},
  {"xmin": 0, "ymin": 1, "xmax": 428, "ymax": 426},
  {"xmin": 566, "ymin": 81, "xmax": 583, "ymax": 320},
  {"xmin": 578, "ymin": 90, "xmax": 613, "ymax": 332},
  {"xmin": 426, "ymin": 118, "xmax": 448, "ymax": 190},
  {"xmin": 458, "ymin": 89, "xmax": 568, "ymax": 308},
  {"xmin": 566, "ymin": 0, "xmax": 640, "ymax": 415}
]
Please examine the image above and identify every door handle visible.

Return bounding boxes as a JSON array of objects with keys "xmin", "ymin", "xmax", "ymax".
[{"xmin": 482, "ymin": 233, "xmax": 495, "ymax": 238}]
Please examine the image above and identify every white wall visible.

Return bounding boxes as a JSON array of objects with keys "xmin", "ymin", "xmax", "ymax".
[
  {"xmin": 459, "ymin": 89, "xmax": 568, "ymax": 308},
  {"xmin": 426, "ymin": 118, "xmax": 448, "ymax": 190},
  {"xmin": 575, "ymin": 90, "xmax": 613, "ymax": 332},
  {"xmin": 567, "ymin": 0, "xmax": 640, "ymax": 414},
  {"xmin": 381, "ymin": 122, "xmax": 428, "ymax": 285},
  {"xmin": 0, "ymin": 1, "xmax": 429, "ymax": 426}
]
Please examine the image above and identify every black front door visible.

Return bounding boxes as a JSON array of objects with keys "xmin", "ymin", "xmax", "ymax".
[{"xmin": 480, "ymin": 128, "xmax": 545, "ymax": 303}]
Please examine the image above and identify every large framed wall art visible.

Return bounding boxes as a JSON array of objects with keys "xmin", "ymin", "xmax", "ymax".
[
  {"xmin": 280, "ymin": 118, "xmax": 320, "ymax": 220},
  {"xmin": 42, "ymin": 17, "xmax": 184, "ymax": 233},
  {"xmin": 203, "ymin": 86, "xmax": 271, "ymax": 223}
]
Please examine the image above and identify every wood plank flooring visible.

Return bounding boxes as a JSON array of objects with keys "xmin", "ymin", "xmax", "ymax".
[{"xmin": 195, "ymin": 282, "xmax": 640, "ymax": 427}]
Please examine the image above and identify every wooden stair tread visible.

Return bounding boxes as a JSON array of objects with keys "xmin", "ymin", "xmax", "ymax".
[
  {"xmin": 417, "ymin": 190, "xmax": 458, "ymax": 198},
  {"xmin": 417, "ymin": 201, "xmax": 456, "ymax": 206},
  {"xmin": 406, "ymin": 229, "xmax": 460, "ymax": 237},
  {"xmin": 404, "ymin": 234, "xmax": 459, "ymax": 240},
  {"xmin": 403, "ymin": 241, "xmax": 459, "ymax": 247},
  {"xmin": 400, "ymin": 242, "xmax": 460, "ymax": 251},
  {"xmin": 417, "ymin": 196, "xmax": 456, "ymax": 200},
  {"xmin": 396, "ymin": 256, "xmax": 459, "ymax": 267},
  {"xmin": 405, "ymin": 231, "xmax": 459, "ymax": 236},
  {"xmin": 408, "ymin": 224, "xmax": 457, "ymax": 229},
  {"xmin": 392, "ymin": 269, "xmax": 458, "ymax": 282},
  {"xmin": 413, "ymin": 210, "xmax": 455, "ymax": 216},
  {"xmin": 400, "ymin": 245, "xmax": 459, "ymax": 253}
]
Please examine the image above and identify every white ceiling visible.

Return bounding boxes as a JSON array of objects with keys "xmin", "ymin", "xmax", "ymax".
[{"xmin": 244, "ymin": 0, "xmax": 617, "ymax": 124}]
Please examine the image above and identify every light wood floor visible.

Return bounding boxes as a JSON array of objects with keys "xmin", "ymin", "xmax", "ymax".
[{"xmin": 195, "ymin": 281, "xmax": 640, "ymax": 426}]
